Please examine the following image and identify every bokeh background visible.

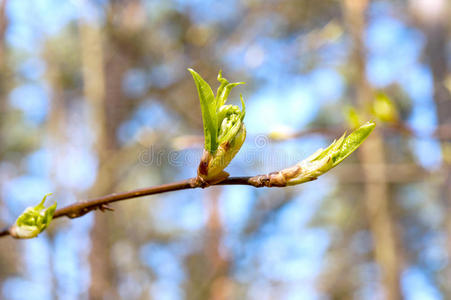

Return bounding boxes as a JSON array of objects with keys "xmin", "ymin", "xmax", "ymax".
[{"xmin": 0, "ymin": 0, "xmax": 450, "ymax": 299}]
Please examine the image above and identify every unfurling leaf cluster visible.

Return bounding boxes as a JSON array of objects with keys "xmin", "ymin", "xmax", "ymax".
[
  {"xmin": 11, "ymin": 193, "xmax": 57, "ymax": 239},
  {"xmin": 189, "ymin": 69, "xmax": 246, "ymax": 184}
]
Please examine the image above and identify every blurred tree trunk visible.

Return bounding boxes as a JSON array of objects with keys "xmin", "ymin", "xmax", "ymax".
[
  {"xmin": 184, "ymin": 188, "xmax": 231, "ymax": 300},
  {"xmin": 205, "ymin": 187, "xmax": 231, "ymax": 300},
  {"xmin": 0, "ymin": 0, "xmax": 7, "ymax": 94},
  {"xmin": 80, "ymin": 19, "xmax": 121, "ymax": 300},
  {"xmin": 81, "ymin": 1, "xmax": 143, "ymax": 297},
  {"xmin": 0, "ymin": 0, "xmax": 8, "ymax": 170},
  {"xmin": 416, "ymin": 2, "xmax": 451, "ymax": 294},
  {"xmin": 343, "ymin": 0, "xmax": 402, "ymax": 299},
  {"xmin": 0, "ymin": 0, "xmax": 8, "ymax": 208},
  {"xmin": 45, "ymin": 43, "xmax": 67, "ymax": 300},
  {"xmin": 0, "ymin": 0, "xmax": 18, "ymax": 284}
]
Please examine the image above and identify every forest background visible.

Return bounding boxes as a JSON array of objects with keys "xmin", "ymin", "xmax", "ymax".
[{"xmin": 0, "ymin": 0, "xmax": 450, "ymax": 299}]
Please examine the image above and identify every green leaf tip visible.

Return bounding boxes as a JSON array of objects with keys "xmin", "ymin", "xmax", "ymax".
[
  {"xmin": 333, "ymin": 121, "xmax": 375, "ymax": 166},
  {"xmin": 188, "ymin": 68, "xmax": 218, "ymax": 153},
  {"xmin": 189, "ymin": 68, "xmax": 247, "ymax": 183},
  {"xmin": 215, "ymin": 70, "xmax": 245, "ymax": 108},
  {"xmin": 11, "ymin": 193, "xmax": 57, "ymax": 239},
  {"xmin": 284, "ymin": 121, "xmax": 375, "ymax": 186}
]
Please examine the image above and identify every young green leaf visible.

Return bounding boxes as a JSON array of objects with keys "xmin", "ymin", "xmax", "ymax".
[
  {"xmin": 283, "ymin": 121, "xmax": 375, "ymax": 186},
  {"xmin": 188, "ymin": 68, "xmax": 218, "ymax": 153},
  {"xmin": 333, "ymin": 121, "xmax": 375, "ymax": 166},
  {"xmin": 190, "ymin": 69, "xmax": 247, "ymax": 184},
  {"xmin": 215, "ymin": 71, "xmax": 245, "ymax": 109},
  {"xmin": 11, "ymin": 193, "xmax": 57, "ymax": 239}
]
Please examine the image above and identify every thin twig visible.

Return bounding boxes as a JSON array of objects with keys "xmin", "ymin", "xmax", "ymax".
[{"xmin": 1, "ymin": 175, "xmax": 281, "ymax": 239}]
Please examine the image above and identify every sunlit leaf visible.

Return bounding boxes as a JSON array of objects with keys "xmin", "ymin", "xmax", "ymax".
[
  {"xmin": 11, "ymin": 193, "xmax": 57, "ymax": 239},
  {"xmin": 188, "ymin": 68, "xmax": 218, "ymax": 153},
  {"xmin": 285, "ymin": 121, "xmax": 376, "ymax": 185},
  {"xmin": 190, "ymin": 69, "xmax": 246, "ymax": 183}
]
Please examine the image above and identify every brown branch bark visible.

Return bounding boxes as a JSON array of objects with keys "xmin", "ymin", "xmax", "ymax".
[
  {"xmin": 0, "ymin": 175, "xmax": 279, "ymax": 238},
  {"xmin": 0, "ymin": 161, "xmax": 433, "ymax": 239}
]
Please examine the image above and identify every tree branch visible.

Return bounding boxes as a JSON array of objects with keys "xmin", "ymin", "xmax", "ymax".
[
  {"xmin": 0, "ymin": 175, "xmax": 273, "ymax": 239},
  {"xmin": 1, "ymin": 122, "xmax": 376, "ymax": 239}
]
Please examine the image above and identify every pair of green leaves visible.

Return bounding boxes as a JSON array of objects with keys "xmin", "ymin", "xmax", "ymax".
[{"xmin": 188, "ymin": 69, "xmax": 245, "ymax": 154}]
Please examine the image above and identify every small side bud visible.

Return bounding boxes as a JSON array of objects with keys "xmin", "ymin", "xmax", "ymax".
[{"xmin": 10, "ymin": 193, "xmax": 57, "ymax": 239}]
